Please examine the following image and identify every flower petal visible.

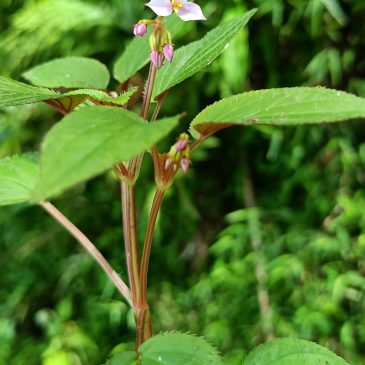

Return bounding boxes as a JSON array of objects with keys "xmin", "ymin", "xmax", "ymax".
[
  {"xmin": 145, "ymin": 0, "xmax": 173, "ymax": 16},
  {"xmin": 176, "ymin": 2, "xmax": 206, "ymax": 21}
]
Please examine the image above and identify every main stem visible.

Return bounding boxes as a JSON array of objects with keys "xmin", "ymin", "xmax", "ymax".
[{"xmin": 121, "ymin": 62, "xmax": 159, "ymax": 349}]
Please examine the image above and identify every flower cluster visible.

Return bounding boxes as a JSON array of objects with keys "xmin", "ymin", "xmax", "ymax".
[
  {"xmin": 165, "ymin": 133, "xmax": 191, "ymax": 174},
  {"xmin": 133, "ymin": 0, "xmax": 206, "ymax": 68}
]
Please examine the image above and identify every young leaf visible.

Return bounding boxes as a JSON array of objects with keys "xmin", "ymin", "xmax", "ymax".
[
  {"xmin": 139, "ymin": 332, "xmax": 223, "ymax": 365},
  {"xmin": 0, "ymin": 154, "xmax": 39, "ymax": 206},
  {"xmin": 152, "ymin": 10, "xmax": 257, "ymax": 99},
  {"xmin": 190, "ymin": 87, "xmax": 365, "ymax": 137},
  {"xmin": 22, "ymin": 57, "xmax": 110, "ymax": 89},
  {"xmin": 32, "ymin": 106, "xmax": 178, "ymax": 201},
  {"xmin": 113, "ymin": 14, "xmax": 189, "ymax": 84},
  {"xmin": 64, "ymin": 87, "xmax": 138, "ymax": 106},
  {"xmin": 104, "ymin": 351, "xmax": 137, "ymax": 365},
  {"xmin": 0, "ymin": 76, "xmax": 58, "ymax": 108},
  {"xmin": 243, "ymin": 338, "xmax": 350, "ymax": 365}
]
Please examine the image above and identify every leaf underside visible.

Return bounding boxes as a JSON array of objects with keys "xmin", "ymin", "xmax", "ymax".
[{"xmin": 0, "ymin": 77, "xmax": 136, "ymax": 112}]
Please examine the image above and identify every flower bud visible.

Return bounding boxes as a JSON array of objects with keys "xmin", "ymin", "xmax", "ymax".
[
  {"xmin": 150, "ymin": 50, "xmax": 164, "ymax": 69},
  {"xmin": 163, "ymin": 44, "xmax": 174, "ymax": 63},
  {"xmin": 175, "ymin": 139, "xmax": 188, "ymax": 152},
  {"xmin": 133, "ymin": 23, "xmax": 147, "ymax": 37},
  {"xmin": 180, "ymin": 157, "xmax": 190, "ymax": 174}
]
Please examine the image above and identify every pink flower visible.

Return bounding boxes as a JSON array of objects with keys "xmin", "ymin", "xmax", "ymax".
[
  {"xmin": 133, "ymin": 23, "xmax": 147, "ymax": 36},
  {"xmin": 145, "ymin": 0, "xmax": 206, "ymax": 21},
  {"xmin": 150, "ymin": 50, "xmax": 164, "ymax": 68},
  {"xmin": 163, "ymin": 44, "xmax": 174, "ymax": 63}
]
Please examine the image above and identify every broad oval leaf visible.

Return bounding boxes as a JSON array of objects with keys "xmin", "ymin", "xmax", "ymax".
[
  {"xmin": 22, "ymin": 57, "xmax": 110, "ymax": 89},
  {"xmin": 152, "ymin": 10, "xmax": 257, "ymax": 99},
  {"xmin": 243, "ymin": 338, "xmax": 350, "ymax": 365},
  {"xmin": 113, "ymin": 14, "xmax": 190, "ymax": 84},
  {"xmin": 32, "ymin": 106, "xmax": 178, "ymax": 201},
  {"xmin": 0, "ymin": 76, "xmax": 58, "ymax": 108},
  {"xmin": 0, "ymin": 154, "xmax": 39, "ymax": 206},
  {"xmin": 139, "ymin": 332, "xmax": 223, "ymax": 365},
  {"xmin": 190, "ymin": 87, "xmax": 365, "ymax": 137}
]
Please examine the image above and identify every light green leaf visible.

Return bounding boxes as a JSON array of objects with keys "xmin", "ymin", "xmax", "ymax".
[
  {"xmin": 0, "ymin": 154, "xmax": 39, "ymax": 206},
  {"xmin": 152, "ymin": 10, "xmax": 257, "ymax": 99},
  {"xmin": 65, "ymin": 87, "xmax": 138, "ymax": 106},
  {"xmin": 22, "ymin": 57, "xmax": 110, "ymax": 89},
  {"xmin": 0, "ymin": 77, "xmax": 136, "ymax": 111},
  {"xmin": 243, "ymin": 338, "xmax": 350, "ymax": 365},
  {"xmin": 104, "ymin": 351, "xmax": 136, "ymax": 365},
  {"xmin": 113, "ymin": 14, "xmax": 189, "ymax": 84},
  {"xmin": 0, "ymin": 76, "xmax": 58, "ymax": 108},
  {"xmin": 139, "ymin": 332, "xmax": 223, "ymax": 365},
  {"xmin": 190, "ymin": 87, "xmax": 365, "ymax": 137},
  {"xmin": 32, "ymin": 107, "xmax": 178, "ymax": 201}
]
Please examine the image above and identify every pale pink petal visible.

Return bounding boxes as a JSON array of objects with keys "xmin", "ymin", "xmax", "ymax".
[
  {"xmin": 177, "ymin": 2, "xmax": 206, "ymax": 21},
  {"xmin": 145, "ymin": 0, "xmax": 173, "ymax": 16}
]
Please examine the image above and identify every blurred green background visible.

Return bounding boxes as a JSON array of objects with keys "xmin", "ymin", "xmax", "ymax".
[{"xmin": 1, "ymin": 0, "xmax": 365, "ymax": 364}]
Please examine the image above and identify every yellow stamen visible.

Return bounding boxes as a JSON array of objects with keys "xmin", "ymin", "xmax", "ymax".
[{"xmin": 172, "ymin": 0, "xmax": 183, "ymax": 13}]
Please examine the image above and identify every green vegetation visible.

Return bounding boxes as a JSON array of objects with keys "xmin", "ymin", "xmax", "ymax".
[{"xmin": 1, "ymin": 0, "xmax": 365, "ymax": 364}]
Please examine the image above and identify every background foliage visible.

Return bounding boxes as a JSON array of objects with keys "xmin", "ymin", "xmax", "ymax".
[{"xmin": 1, "ymin": 0, "xmax": 365, "ymax": 364}]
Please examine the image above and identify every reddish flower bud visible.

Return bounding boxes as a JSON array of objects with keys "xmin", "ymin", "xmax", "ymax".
[
  {"xmin": 133, "ymin": 23, "xmax": 147, "ymax": 36},
  {"xmin": 163, "ymin": 44, "xmax": 174, "ymax": 63},
  {"xmin": 175, "ymin": 139, "xmax": 188, "ymax": 152},
  {"xmin": 150, "ymin": 50, "xmax": 164, "ymax": 69},
  {"xmin": 180, "ymin": 157, "xmax": 190, "ymax": 174}
]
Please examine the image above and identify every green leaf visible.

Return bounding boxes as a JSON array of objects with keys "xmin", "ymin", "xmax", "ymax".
[
  {"xmin": 22, "ymin": 57, "xmax": 110, "ymax": 89},
  {"xmin": 0, "ymin": 77, "xmax": 136, "ymax": 111},
  {"xmin": 152, "ymin": 10, "xmax": 257, "ymax": 99},
  {"xmin": 32, "ymin": 106, "xmax": 178, "ymax": 201},
  {"xmin": 65, "ymin": 87, "xmax": 138, "ymax": 106},
  {"xmin": 104, "ymin": 351, "xmax": 137, "ymax": 365},
  {"xmin": 190, "ymin": 87, "xmax": 365, "ymax": 137},
  {"xmin": 0, "ymin": 154, "xmax": 39, "ymax": 206},
  {"xmin": 113, "ymin": 14, "xmax": 190, "ymax": 84},
  {"xmin": 243, "ymin": 338, "xmax": 350, "ymax": 365},
  {"xmin": 0, "ymin": 76, "xmax": 58, "ymax": 108},
  {"xmin": 139, "ymin": 332, "xmax": 223, "ymax": 365}
]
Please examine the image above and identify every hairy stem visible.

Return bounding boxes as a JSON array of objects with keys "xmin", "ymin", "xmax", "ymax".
[
  {"xmin": 41, "ymin": 201, "xmax": 132, "ymax": 307},
  {"xmin": 140, "ymin": 189, "xmax": 165, "ymax": 305},
  {"xmin": 121, "ymin": 183, "xmax": 141, "ymax": 306}
]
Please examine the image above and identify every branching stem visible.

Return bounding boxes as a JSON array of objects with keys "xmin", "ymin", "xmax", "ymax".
[{"xmin": 41, "ymin": 201, "xmax": 132, "ymax": 307}]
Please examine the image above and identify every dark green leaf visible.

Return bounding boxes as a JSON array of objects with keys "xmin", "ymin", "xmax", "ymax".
[
  {"xmin": 22, "ymin": 57, "xmax": 110, "ymax": 89},
  {"xmin": 152, "ymin": 10, "xmax": 257, "ymax": 99},
  {"xmin": 139, "ymin": 332, "xmax": 223, "ymax": 365}
]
